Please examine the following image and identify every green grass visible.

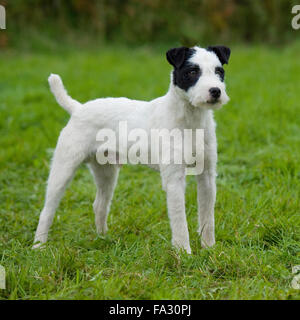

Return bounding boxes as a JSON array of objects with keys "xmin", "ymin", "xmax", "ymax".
[{"xmin": 0, "ymin": 43, "xmax": 300, "ymax": 300}]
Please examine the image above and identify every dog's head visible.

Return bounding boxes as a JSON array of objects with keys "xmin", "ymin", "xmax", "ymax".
[{"xmin": 166, "ymin": 45, "xmax": 231, "ymax": 109}]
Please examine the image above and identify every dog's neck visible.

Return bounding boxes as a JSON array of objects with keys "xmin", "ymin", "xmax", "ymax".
[{"xmin": 165, "ymin": 82, "xmax": 209, "ymax": 129}]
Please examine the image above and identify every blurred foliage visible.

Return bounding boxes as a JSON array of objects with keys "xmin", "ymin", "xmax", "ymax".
[{"xmin": 1, "ymin": 0, "xmax": 299, "ymax": 48}]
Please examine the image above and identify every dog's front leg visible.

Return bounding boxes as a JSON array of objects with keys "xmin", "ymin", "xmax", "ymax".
[
  {"xmin": 196, "ymin": 170, "xmax": 216, "ymax": 248},
  {"xmin": 160, "ymin": 164, "xmax": 191, "ymax": 254}
]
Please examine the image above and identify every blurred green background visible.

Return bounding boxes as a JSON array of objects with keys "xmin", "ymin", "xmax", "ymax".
[{"xmin": 1, "ymin": 0, "xmax": 300, "ymax": 49}]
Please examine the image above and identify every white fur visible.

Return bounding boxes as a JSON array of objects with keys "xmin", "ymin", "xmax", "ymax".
[{"xmin": 33, "ymin": 46, "xmax": 229, "ymax": 253}]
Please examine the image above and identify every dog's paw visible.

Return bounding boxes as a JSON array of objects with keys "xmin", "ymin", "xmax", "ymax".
[
  {"xmin": 200, "ymin": 237, "xmax": 215, "ymax": 248},
  {"xmin": 172, "ymin": 239, "xmax": 192, "ymax": 254},
  {"xmin": 198, "ymin": 226, "xmax": 215, "ymax": 248},
  {"xmin": 32, "ymin": 242, "xmax": 46, "ymax": 250},
  {"xmin": 185, "ymin": 246, "xmax": 192, "ymax": 254},
  {"xmin": 175, "ymin": 246, "xmax": 192, "ymax": 255},
  {"xmin": 96, "ymin": 222, "xmax": 108, "ymax": 235}
]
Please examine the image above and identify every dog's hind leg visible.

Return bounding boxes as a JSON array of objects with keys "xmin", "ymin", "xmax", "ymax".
[
  {"xmin": 88, "ymin": 160, "xmax": 119, "ymax": 235},
  {"xmin": 33, "ymin": 131, "xmax": 86, "ymax": 248}
]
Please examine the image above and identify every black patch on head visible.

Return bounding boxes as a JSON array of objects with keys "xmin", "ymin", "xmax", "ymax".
[
  {"xmin": 207, "ymin": 45, "xmax": 231, "ymax": 65},
  {"xmin": 166, "ymin": 47, "xmax": 200, "ymax": 91}
]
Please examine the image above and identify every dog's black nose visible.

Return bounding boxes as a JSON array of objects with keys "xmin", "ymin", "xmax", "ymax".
[{"xmin": 209, "ymin": 87, "xmax": 221, "ymax": 99}]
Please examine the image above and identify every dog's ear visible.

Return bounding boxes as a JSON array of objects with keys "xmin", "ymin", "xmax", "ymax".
[
  {"xmin": 166, "ymin": 47, "xmax": 189, "ymax": 68},
  {"xmin": 207, "ymin": 45, "xmax": 231, "ymax": 65}
]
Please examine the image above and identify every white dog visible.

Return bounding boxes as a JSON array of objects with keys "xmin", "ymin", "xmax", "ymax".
[{"xmin": 33, "ymin": 45, "xmax": 231, "ymax": 253}]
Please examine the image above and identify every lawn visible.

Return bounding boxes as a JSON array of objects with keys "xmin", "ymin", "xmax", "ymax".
[{"xmin": 0, "ymin": 43, "xmax": 300, "ymax": 300}]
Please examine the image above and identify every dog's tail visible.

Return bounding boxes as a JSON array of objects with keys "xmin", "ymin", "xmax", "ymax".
[{"xmin": 48, "ymin": 74, "xmax": 82, "ymax": 115}]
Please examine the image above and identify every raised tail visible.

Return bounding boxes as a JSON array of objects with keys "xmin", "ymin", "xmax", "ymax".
[{"xmin": 48, "ymin": 74, "xmax": 82, "ymax": 114}]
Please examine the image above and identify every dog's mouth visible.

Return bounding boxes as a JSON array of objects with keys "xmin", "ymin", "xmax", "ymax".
[
  {"xmin": 190, "ymin": 96, "xmax": 226, "ymax": 109},
  {"xmin": 201, "ymin": 98, "xmax": 223, "ymax": 110},
  {"xmin": 206, "ymin": 98, "xmax": 220, "ymax": 105}
]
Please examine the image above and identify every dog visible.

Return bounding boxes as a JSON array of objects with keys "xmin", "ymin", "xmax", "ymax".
[{"xmin": 33, "ymin": 45, "xmax": 231, "ymax": 253}]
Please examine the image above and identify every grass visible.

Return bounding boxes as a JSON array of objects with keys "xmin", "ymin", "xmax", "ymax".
[{"xmin": 0, "ymin": 42, "xmax": 300, "ymax": 300}]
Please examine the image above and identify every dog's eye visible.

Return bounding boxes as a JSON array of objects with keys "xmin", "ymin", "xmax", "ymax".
[
  {"xmin": 185, "ymin": 69, "xmax": 199, "ymax": 77},
  {"xmin": 215, "ymin": 67, "xmax": 225, "ymax": 79},
  {"xmin": 188, "ymin": 70, "xmax": 197, "ymax": 76}
]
